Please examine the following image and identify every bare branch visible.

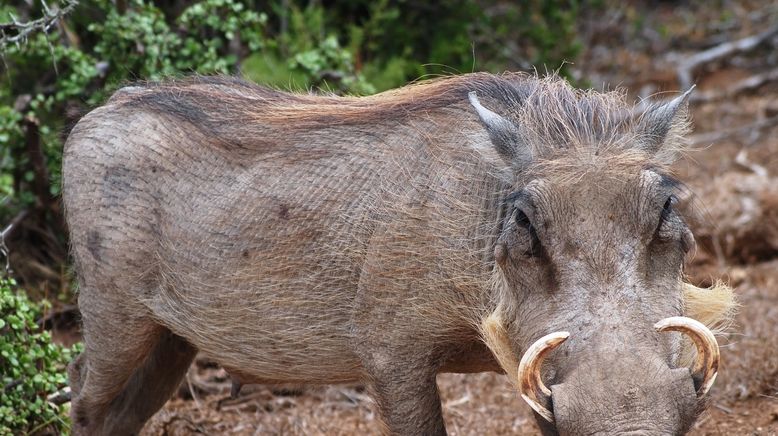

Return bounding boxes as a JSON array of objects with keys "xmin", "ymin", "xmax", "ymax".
[
  {"xmin": 47, "ymin": 386, "xmax": 72, "ymax": 405},
  {"xmin": 0, "ymin": 209, "xmax": 29, "ymax": 275},
  {"xmin": 0, "ymin": 0, "xmax": 79, "ymax": 50},
  {"xmin": 677, "ymin": 24, "xmax": 778, "ymax": 90}
]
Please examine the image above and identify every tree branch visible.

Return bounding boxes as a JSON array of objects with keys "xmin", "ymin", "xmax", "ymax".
[
  {"xmin": 47, "ymin": 386, "xmax": 72, "ymax": 405},
  {"xmin": 1, "ymin": 209, "xmax": 29, "ymax": 274},
  {"xmin": 0, "ymin": 0, "xmax": 79, "ymax": 49},
  {"xmin": 677, "ymin": 24, "xmax": 778, "ymax": 90}
]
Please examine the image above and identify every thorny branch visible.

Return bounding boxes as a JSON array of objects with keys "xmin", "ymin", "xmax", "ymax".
[{"xmin": 0, "ymin": 0, "xmax": 78, "ymax": 50}]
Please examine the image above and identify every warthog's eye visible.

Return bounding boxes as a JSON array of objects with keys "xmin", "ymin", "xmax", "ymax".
[
  {"xmin": 655, "ymin": 194, "xmax": 682, "ymax": 240},
  {"xmin": 660, "ymin": 194, "xmax": 677, "ymax": 222},
  {"xmin": 515, "ymin": 209, "xmax": 542, "ymax": 257}
]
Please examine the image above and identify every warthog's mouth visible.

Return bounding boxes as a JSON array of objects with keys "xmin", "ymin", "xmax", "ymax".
[
  {"xmin": 518, "ymin": 316, "xmax": 718, "ymax": 423},
  {"xmin": 480, "ymin": 281, "xmax": 737, "ymax": 426}
]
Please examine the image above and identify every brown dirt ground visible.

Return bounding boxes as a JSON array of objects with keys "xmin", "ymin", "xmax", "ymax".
[{"xmin": 53, "ymin": 1, "xmax": 778, "ymax": 435}]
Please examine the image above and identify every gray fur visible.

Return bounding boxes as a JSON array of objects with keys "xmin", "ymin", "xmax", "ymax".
[{"xmin": 63, "ymin": 73, "xmax": 710, "ymax": 435}]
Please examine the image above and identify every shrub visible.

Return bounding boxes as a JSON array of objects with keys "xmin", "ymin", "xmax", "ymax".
[{"xmin": 0, "ymin": 278, "xmax": 80, "ymax": 435}]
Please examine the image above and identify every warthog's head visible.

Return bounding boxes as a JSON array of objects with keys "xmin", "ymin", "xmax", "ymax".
[{"xmin": 468, "ymin": 79, "xmax": 736, "ymax": 435}]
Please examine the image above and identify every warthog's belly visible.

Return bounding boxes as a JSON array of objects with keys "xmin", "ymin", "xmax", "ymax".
[{"xmin": 149, "ymin": 280, "xmax": 365, "ymax": 384}]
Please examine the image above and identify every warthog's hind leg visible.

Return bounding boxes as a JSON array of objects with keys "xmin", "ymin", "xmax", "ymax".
[
  {"xmin": 70, "ymin": 305, "xmax": 196, "ymax": 436},
  {"xmin": 101, "ymin": 329, "xmax": 197, "ymax": 433}
]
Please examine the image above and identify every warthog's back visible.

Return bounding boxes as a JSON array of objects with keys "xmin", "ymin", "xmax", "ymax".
[{"xmin": 63, "ymin": 76, "xmax": 506, "ymax": 382}]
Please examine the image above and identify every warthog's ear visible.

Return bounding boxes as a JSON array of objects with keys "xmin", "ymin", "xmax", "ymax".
[
  {"xmin": 635, "ymin": 86, "xmax": 694, "ymax": 163},
  {"xmin": 468, "ymin": 91, "xmax": 532, "ymax": 170}
]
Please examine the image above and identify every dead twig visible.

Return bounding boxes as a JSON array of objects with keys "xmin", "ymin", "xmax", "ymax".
[
  {"xmin": 217, "ymin": 390, "xmax": 272, "ymax": 411},
  {"xmin": 0, "ymin": 0, "xmax": 79, "ymax": 49},
  {"xmin": 46, "ymin": 386, "xmax": 71, "ymax": 405},
  {"xmin": 182, "ymin": 368, "xmax": 230, "ymax": 397},
  {"xmin": 713, "ymin": 403, "xmax": 733, "ymax": 414},
  {"xmin": 733, "ymin": 149, "xmax": 768, "ymax": 177},
  {"xmin": 185, "ymin": 371, "xmax": 204, "ymax": 413},
  {"xmin": 677, "ymin": 24, "xmax": 778, "ymax": 89},
  {"xmin": 1, "ymin": 209, "xmax": 29, "ymax": 274}
]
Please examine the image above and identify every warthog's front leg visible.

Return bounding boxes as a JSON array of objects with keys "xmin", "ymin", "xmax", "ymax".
[{"xmin": 361, "ymin": 349, "xmax": 447, "ymax": 436}]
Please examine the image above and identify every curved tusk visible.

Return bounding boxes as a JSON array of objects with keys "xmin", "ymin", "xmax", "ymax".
[
  {"xmin": 517, "ymin": 331, "xmax": 569, "ymax": 423},
  {"xmin": 655, "ymin": 316, "xmax": 720, "ymax": 396}
]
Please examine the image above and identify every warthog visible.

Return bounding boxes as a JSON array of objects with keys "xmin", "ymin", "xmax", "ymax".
[{"xmin": 63, "ymin": 73, "xmax": 734, "ymax": 435}]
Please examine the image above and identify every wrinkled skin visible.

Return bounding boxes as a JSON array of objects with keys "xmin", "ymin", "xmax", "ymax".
[
  {"xmin": 63, "ymin": 73, "xmax": 708, "ymax": 435},
  {"xmin": 495, "ymin": 168, "xmax": 703, "ymax": 435}
]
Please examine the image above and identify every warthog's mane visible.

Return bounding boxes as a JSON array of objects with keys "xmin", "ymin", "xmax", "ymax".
[{"xmin": 108, "ymin": 73, "xmax": 690, "ymax": 171}]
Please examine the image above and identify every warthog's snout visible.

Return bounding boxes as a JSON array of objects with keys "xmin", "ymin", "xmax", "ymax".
[{"xmin": 517, "ymin": 317, "xmax": 719, "ymax": 435}]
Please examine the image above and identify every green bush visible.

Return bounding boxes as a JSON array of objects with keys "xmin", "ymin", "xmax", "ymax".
[{"xmin": 0, "ymin": 278, "xmax": 81, "ymax": 435}]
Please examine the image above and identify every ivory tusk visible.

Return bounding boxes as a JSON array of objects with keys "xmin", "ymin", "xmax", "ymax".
[
  {"xmin": 655, "ymin": 316, "xmax": 720, "ymax": 396},
  {"xmin": 517, "ymin": 331, "xmax": 569, "ymax": 423}
]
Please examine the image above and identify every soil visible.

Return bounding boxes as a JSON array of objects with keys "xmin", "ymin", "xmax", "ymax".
[
  {"xmin": 53, "ymin": 1, "xmax": 778, "ymax": 435},
  {"xmin": 134, "ymin": 370, "xmax": 778, "ymax": 435}
]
